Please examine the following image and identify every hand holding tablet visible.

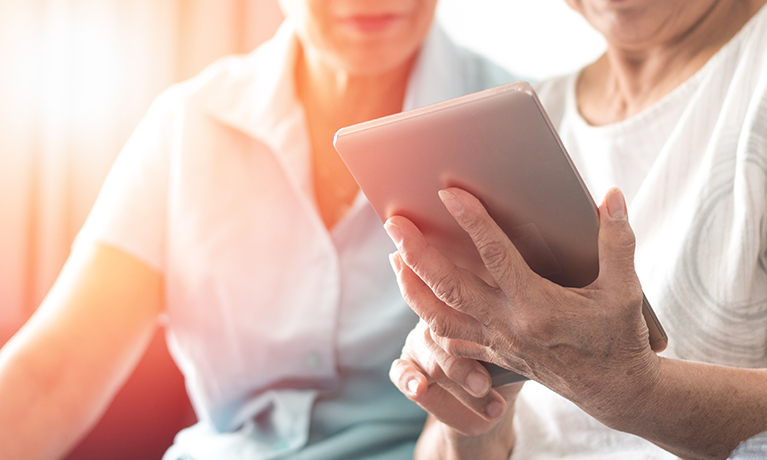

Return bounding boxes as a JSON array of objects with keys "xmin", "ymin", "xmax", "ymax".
[{"xmin": 333, "ymin": 81, "xmax": 667, "ymax": 386}]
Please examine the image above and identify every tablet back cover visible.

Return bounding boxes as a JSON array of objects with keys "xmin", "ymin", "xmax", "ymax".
[{"xmin": 334, "ymin": 82, "xmax": 599, "ymax": 288}]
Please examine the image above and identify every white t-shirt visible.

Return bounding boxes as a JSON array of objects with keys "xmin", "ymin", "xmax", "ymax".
[
  {"xmin": 75, "ymin": 20, "xmax": 514, "ymax": 460},
  {"xmin": 512, "ymin": 4, "xmax": 767, "ymax": 459}
]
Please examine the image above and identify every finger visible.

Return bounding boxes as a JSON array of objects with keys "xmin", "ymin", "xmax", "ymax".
[
  {"xmin": 391, "ymin": 359, "xmax": 507, "ymax": 436},
  {"xmin": 385, "ymin": 215, "xmax": 498, "ymax": 328},
  {"xmin": 596, "ymin": 188, "xmax": 642, "ymax": 293},
  {"xmin": 438, "ymin": 188, "xmax": 534, "ymax": 302},
  {"xmin": 397, "ymin": 322, "xmax": 504, "ymax": 418},
  {"xmin": 419, "ymin": 326, "xmax": 493, "ymax": 398},
  {"xmin": 429, "ymin": 329, "xmax": 491, "ymax": 363},
  {"xmin": 388, "ymin": 239, "xmax": 489, "ymax": 345},
  {"xmin": 419, "ymin": 385, "xmax": 507, "ymax": 437},
  {"xmin": 390, "ymin": 358, "xmax": 430, "ymax": 398},
  {"xmin": 390, "ymin": 355, "xmax": 507, "ymax": 430}
]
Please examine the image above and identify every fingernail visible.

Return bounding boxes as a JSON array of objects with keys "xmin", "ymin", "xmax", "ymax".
[
  {"xmin": 384, "ymin": 221, "xmax": 403, "ymax": 247},
  {"xmin": 485, "ymin": 400, "xmax": 504, "ymax": 419},
  {"xmin": 438, "ymin": 189, "xmax": 463, "ymax": 215},
  {"xmin": 407, "ymin": 379, "xmax": 420, "ymax": 395},
  {"xmin": 389, "ymin": 252, "xmax": 402, "ymax": 273},
  {"xmin": 606, "ymin": 188, "xmax": 627, "ymax": 220},
  {"xmin": 467, "ymin": 371, "xmax": 490, "ymax": 397}
]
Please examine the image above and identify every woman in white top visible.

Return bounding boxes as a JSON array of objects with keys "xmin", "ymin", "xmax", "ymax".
[
  {"xmin": 387, "ymin": 0, "xmax": 767, "ymax": 459},
  {"xmin": 0, "ymin": 1, "xmax": 513, "ymax": 459}
]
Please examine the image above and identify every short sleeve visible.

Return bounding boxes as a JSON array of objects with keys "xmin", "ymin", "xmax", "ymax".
[{"xmin": 74, "ymin": 89, "xmax": 177, "ymax": 272}]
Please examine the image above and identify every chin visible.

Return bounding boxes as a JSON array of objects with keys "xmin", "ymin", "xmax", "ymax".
[
  {"xmin": 347, "ymin": 55, "xmax": 415, "ymax": 77},
  {"xmin": 335, "ymin": 38, "xmax": 422, "ymax": 76}
]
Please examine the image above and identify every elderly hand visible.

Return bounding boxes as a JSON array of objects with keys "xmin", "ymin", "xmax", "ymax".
[
  {"xmin": 385, "ymin": 187, "xmax": 661, "ymax": 429},
  {"xmin": 389, "ymin": 319, "xmax": 522, "ymax": 459}
]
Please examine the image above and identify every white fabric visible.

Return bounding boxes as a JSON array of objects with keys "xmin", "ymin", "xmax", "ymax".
[
  {"xmin": 512, "ymin": 4, "xmax": 767, "ymax": 459},
  {"xmin": 729, "ymin": 430, "xmax": 767, "ymax": 459},
  {"xmin": 75, "ymin": 19, "xmax": 513, "ymax": 460}
]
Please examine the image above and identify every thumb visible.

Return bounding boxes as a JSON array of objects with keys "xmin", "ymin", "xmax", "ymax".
[{"xmin": 596, "ymin": 188, "xmax": 640, "ymax": 288}]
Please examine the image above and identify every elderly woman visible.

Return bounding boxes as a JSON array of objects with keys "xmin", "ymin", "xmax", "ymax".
[
  {"xmin": 387, "ymin": 0, "xmax": 767, "ymax": 459},
  {"xmin": 0, "ymin": 1, "xmax": 513, "ymax": 459}
]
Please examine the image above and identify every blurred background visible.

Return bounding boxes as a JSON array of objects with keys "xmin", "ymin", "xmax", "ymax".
[{"xmin": 0, "ymin": 0, "xmax": 603, "ymax": 458}]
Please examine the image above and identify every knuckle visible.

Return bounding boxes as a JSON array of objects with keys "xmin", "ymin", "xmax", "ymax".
[
  {"xmin": 428, "ymin": 315, "xmax": 459, "ymax": 340},
  {"xmin": 607, "ymin": 219, "xmax": 637, "ymax": 257},
  {"xmin": 618, "ymin": 228, "xmax": 637, "ymax": 258},
  {"xmin": 438, "ymin": 353, "xmax": 463, "ymax": 379},
  {"xmin": 459, "ymin": 204, "xmax": 491, "ymax": 236},
  {"xmin": 430, "ymin": 269, "xmax": 464, "ymax": 307},
  {"xmin": 619, "ymin": 218, "xmax": 637, "ymax": 243},
  {"xmin": 476, "ymin": 237, "xmax": 508, "ymax": 269},
  {"xmin": 442, "ymin": 339, "xmax": 473, "ymax": 359},
  {"xmin": 423, "ymin": 354, "xmax": 445, "ymax": 381},
  {"xmin": 476, "ymin": 238, "xmax": 516, "ymax": 281},
  {"xmin": 388, "ymin": 360, "xmax": 405, "ymax": 384}
]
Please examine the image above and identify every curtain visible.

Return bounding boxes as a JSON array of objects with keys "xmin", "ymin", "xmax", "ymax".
[{"xmin": 0, "ymin": 0, "xmax": 284, "ymax": 333}]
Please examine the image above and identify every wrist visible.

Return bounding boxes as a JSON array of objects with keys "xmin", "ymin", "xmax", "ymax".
[
  {"xmin": 445, "ymin": 425, "xmax": 516, "ymax": 460},
  {"xmin": 590, "ymin": 353, "xmax": 664, "ymax": 433},
  {"xmin": 418, "ymin": 410, "xmax": 516, "ymax": 460}
]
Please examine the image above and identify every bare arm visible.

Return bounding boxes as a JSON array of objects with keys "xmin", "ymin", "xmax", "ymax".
[
  {"xmin": 0, "ymin": 242, "xmax": 163, "ymax": 460},
  {"xmin": 617, "ymin": 359, "xmax": 767, "ymax": 460},
  {"xmin": 385, "ymin": 187, "xmax": 767, "ymax": 460}
]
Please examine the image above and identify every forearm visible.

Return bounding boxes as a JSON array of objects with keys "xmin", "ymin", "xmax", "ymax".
[
  {"xmin": 0, "ymin": 305, "xmax": 158, "ymax": 459},
  {"xmin": 600, "ymin": 358, "xmax": 767, "ymax": 460},
  {"xmin": 0, "ymin": 243, "xmax": 163, "ymax": 459},
  {"xmin": 0, "ymin": 332, "xmax": 117, "ymax": 459}
]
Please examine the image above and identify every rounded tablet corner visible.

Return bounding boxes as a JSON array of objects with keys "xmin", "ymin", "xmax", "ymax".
[
  {"xmin": 510, "ymin": 80, "xmax": 535, "ymax": 96},
  {"xmin": 332, "ymin": 128, "xmax": 343, "ymax": 149}
]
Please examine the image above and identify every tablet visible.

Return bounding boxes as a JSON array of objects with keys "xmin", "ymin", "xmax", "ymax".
[{"xmin": 333, "ymin": 81, "xmax": 667, "ymax": 386}]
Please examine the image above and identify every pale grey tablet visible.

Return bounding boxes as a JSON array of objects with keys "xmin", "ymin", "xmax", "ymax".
[{"xmin": 334, "ymin": 81, "xmax": 667, "ymax": 386}]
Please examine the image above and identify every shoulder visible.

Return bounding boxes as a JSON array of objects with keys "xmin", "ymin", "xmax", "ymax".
[
  {"xmin": 160, "ymin": 54, "xmax": 269, "ymax": 116},
  {"xmin": 133, "ymin": 54, "xmax": 261, "ymax": 135},
  {"xmin": 172, "ymin": 54, "xmax": 258, "ymax": 101},
  {"xmin": 155, "ymin": 23, "xmax": 294, "ymax": 120},
  {"xmin": 724, "ymin": 4, "xmax": 767, "ymax": 161}
]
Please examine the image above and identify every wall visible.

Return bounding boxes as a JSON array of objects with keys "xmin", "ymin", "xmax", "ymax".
[{"xmin": 438, "ymin": 0, "xmax": 605, "ymax": 80}]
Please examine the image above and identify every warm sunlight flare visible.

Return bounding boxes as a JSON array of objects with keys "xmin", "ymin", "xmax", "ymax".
[
  {"xmin": 40, "ymin": 2, "xmax": 122, "ymax": 124},
  {"xmin": 2, "ymin": 1, "xmax": 766, "ymax": 460}
]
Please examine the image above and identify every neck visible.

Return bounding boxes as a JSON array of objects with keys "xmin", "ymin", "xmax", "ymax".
[
  {"xmin": 295, "ymin": 42, "xmax": 416, "ymax": 229},
  {"xmin": 578, "ymin": 0, "xmax": 765, "ymax": 125},
  {"xmin": 296, "ymin": 47, "xmax": 415, "ymax": 130}
]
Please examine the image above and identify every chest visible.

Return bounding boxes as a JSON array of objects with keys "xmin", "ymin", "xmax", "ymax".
[
  {"xmin": 545, "ymin": 76, "xmax": 767, "ymax": 367},
  {"xmin": 159, "ymin": 122, "xmax": 417, "ymax": 402}
]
